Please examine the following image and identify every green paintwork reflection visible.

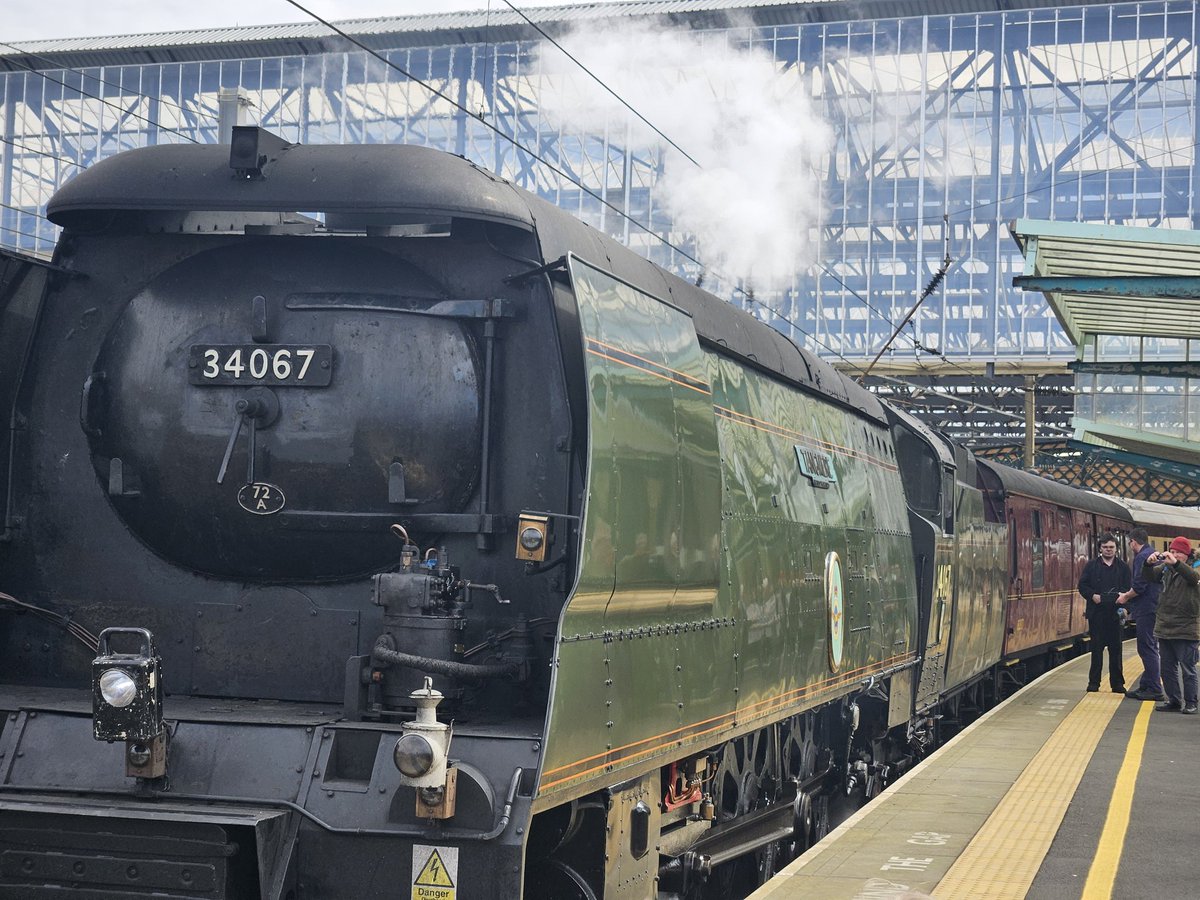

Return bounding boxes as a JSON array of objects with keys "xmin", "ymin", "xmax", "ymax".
[
  {"xmin": 567, "ymin": 257, "xmax": 721, "ymax": 622},
  {"xmin": 541, "ymin": 258, "xmax": 725, "ymax": 802},
  {"xmin": 945, "ymin": 488, "xmax": 1008, "ymax": 690},
  {"xmin": 539, "ymin": 258, "xmax": 919, "ymax": 807},
  {"xmin": 708, "ymin": 356, "xmax": 918, "ymax": 722}
]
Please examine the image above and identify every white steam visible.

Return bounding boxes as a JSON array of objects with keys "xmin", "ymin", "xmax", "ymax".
[{"xmin": 533, "ymin": 21, "xmax": 832, "ymax": 290}]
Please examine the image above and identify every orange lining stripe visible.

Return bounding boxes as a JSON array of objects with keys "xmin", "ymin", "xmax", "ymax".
[
  {"xmin": 586, "ymin": 347, "xmax": 713, "ymax": 396},
  {"xmin": 714, "ymin": 405, "xmax": 898, "ymax": 472},
  {"xmin": 540, "ymin": 650, "xmax": 915, "ymax": 781},
  {"xmin": 715, "ymin": 404, "xmax": 893, "ymax": 469},
  {"xmin": 588, "ymin": 338, "xmax": 708, "ymax": 387},
  {"xmin": 539, "ymin": 720, "xmax": 739, "ymax": 791},
  {"xmin": 540, "ymin": 706, "xmax": 738, "ymax": 779},
  {"xmin": 538, "ymin": 652, "xmax": 916, "ymax": 792},
  {"xmin": 581, "ymin": 342, "xmax": 895, "ymax": 471}
]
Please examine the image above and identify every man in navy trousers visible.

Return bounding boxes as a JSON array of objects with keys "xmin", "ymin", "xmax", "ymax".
[{"xmin": 1117, "ymin": 527, "xmax": 1165, "ymax": 701}]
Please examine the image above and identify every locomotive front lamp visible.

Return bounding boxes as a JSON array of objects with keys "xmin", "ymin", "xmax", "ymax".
[
  {"xmin": 394, "ymin": 677, "xmax": 457, "ymax": 819},
  {"xmin": 98, "ymin": 668, "xmax": 138, "ymax": 708},
  {"xmin": 92, "ymin": 627, "xmax": 168, "ymax": 779},
  {"xmin": 393, "ymin": 733, "xmax": 436, "ymax": 779}
]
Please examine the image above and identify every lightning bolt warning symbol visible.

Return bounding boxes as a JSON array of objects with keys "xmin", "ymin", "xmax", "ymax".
[{"xmin": 414, "ymin": 849, "xmax": 455, "ymax": 888}]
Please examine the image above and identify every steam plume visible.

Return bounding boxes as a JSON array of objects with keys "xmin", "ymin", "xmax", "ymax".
[{"xmin": 533, "ymin": 20, "xmax": 832, "ymax": 291}]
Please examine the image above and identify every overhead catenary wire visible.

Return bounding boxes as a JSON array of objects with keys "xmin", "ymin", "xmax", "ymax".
[
  {"xmin": 860, "ymin": 215, "xmax": 954, "ymax": 381},
  {"xmin": 732, "ymin": 289, "xmax": 1073, "ymax": 432},
  {"xmin": 200, "ymin": 0, "xmax": 1004, "ymax": 400},
  {"xmin": 497, "ymin": 2, "xmax": 979, "ymax": 380},
  {"xmin": 0, "ymin": 201, "xmax": 55, "ymax": 224},
  {"xmin": 494, "ymin": 2, "xmax": 947, "ymax": 373},
  {"xmin": 497, "ymin": 0, "xmax": 702, "ymax": 168},
  {"xmin": 813, "ymin": 258, "xmax": 973, "ymax": 377},
  {"xmin": 0, "ymin": 4, "xmax": 1012, "ymax": 399},
  {"xmin": 278, "ymin": 0, "xmax": 707, "ymax": 267},
  {"xmin": 4, "ymin": 22, "xmax": 1185, "ymax": 233},
  {"xmin": 5, "ymin": 0, "xmax": 790, "ymax": 365},
  {"xmin": 0, "ymin": 224, "xmax": 53, "ymax": 247},
  {"xmin": 0, "ymin": 6, "xmax": 1075, "ymax": 411}
]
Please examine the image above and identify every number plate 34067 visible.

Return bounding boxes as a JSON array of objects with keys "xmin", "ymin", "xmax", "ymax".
[{"xmin": 189, "ymin": 344, "xmax": 333, "ymax": 386}]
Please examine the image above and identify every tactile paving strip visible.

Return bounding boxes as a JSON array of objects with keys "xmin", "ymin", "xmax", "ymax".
[
  {"xmin": 751, "ymin": 651, "xmax": 1143, "ymax": 900},
  {"xmin": 933, "ymin": 674, "xmax": 1138, "ymax": 898}
]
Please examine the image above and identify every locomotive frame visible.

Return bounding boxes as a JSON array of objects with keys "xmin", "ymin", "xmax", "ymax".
[{"xmin": 0, "ymin": 131, "xmax": 1179, "ymax": 900}]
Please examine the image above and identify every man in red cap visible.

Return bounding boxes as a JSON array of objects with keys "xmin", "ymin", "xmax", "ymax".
[{"xmin": 1144, "ymin": 536, "xmax": 1200, "ymax": 714}]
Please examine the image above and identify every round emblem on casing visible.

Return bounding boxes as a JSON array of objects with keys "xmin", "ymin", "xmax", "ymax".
[
  {"xmin": 824, "ymin": 551, "xmax": 845, "ymax": 673},
  {"xmin": 237, "ymin": 482, "xmax": 286, "ymax": 516}
]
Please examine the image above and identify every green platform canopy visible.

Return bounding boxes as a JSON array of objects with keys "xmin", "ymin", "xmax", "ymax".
[
  {"xmin": 1010, "ymin": 218, "xmax": 1200, "ymax": 481},
  {"xmin": 1010, "ymin": 218, "xmax": 1200, "ymax": 344}
]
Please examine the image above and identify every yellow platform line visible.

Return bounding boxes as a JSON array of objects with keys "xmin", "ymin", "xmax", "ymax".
[
  {"xmin": 934, "ymin": 662, "xmax": 1143, "ymax": 899},
  {"xmin": 1081, "ymin": 701, "xmax": 1152, "ymax": 899}
]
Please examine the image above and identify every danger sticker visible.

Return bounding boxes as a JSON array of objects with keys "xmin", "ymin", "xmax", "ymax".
[{"xmin": 412, "ymin": 845, "xmax": 458, "ymax": 900}]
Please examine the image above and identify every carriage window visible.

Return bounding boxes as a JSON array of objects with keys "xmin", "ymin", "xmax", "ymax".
[{"xmin": 1031, "ymin": 509, "xmax": 1045, "ymax": 590}]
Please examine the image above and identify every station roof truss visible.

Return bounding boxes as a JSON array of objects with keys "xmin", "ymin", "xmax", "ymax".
[
  {"xmin": 0, "ymin": 1, "xmax": 1090, "ymax": 64},
  {"xmin": 862, "ymin": 372, "xmax": 1074, "ymax": 446}
]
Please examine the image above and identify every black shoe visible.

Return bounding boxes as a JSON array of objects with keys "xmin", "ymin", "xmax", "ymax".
[
  {"xmin": 1155, "ymin": 700, "xmax": 1182, "ymax": 712},
  {"xmin": 1086, "ymin": 685, "xmax": 1100, "ymax": 692},
  {"xmin": 1126, "ymin": 688, "xmax": 1166, "ymax": 701},
  {"xmin": 1112, "ymin": 686, "xmax": 1125, "ymax": 694},
  {"xmin": 1183, "ymin": 705, "xmax": 1198, "ymax": 715}
]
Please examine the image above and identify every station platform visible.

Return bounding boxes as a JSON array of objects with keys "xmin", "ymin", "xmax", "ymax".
[{"xmin": 751, "ymin": 642, "xmax": 1198, "ymax": 899}]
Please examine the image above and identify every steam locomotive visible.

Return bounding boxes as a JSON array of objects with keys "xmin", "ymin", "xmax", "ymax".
[{"xmin": 0, "ymin": 129, "xmax": 1180, "ymax": 899}]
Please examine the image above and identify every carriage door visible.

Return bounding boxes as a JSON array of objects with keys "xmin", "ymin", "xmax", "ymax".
[{"xmin": 1054, "ymin": 508, "xmax": 1073, "ymax": 636}]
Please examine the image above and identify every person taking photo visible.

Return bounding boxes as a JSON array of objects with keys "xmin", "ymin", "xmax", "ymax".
[{"xmin": 1144, "ymin": 536, "xmax": 1200, "ymax": 715}]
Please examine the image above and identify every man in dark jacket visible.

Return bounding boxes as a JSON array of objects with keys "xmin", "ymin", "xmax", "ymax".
[
  {"xmin": 1078, "ymin": 533, "xmax": 1131, "ymax": 693},
  {"xmin": 1144, "ymin": 535, "xmax": 1200, "ymax": 714},
  {"xmin": 1117, "ymin": 527, "xmax": 1164, "ymax": 700}
]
